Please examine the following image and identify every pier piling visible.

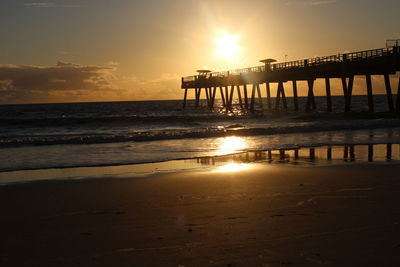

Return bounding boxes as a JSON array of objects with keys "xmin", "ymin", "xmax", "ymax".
[
  {"xmin": 366, "ymin": 74, "xmax": 374, "ymax": 112},
  {"xmin": 325, "ymin": 78, "xmax": 332, "ymax": 112},
  {"xmin": 384, "ymin": 74, "xmax": 395, "ymax": 112},
  {"xmin": 293, "ymin": 80, "xmax": 299, "ymax": 111},
  {"xmin": 265, "ymin": 83, "xmax": 272, "ymax": 111}
]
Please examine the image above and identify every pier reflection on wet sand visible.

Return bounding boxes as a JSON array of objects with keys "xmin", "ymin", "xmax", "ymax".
[{"xmin": 195, "ymin": 143, "xmax": 400, "ymax": 167}]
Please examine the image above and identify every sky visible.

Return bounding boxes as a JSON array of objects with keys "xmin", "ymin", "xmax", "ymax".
[{"xmin": 1, "ymin": 0, "xmax": 400, "ymax": 104}]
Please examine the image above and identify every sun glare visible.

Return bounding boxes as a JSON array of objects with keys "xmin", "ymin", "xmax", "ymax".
[{"xmin": 214, "ymin": 32, "xmax": 241, "ymax": 61}]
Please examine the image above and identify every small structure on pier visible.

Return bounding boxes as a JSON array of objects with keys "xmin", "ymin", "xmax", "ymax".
[
  {"xmin": 260, "ymin": 58, "xmax": 277, "ymax": 68},
  {"xmin": 181, "ymin": 40, "xmax": 400, "ymax": 113}
]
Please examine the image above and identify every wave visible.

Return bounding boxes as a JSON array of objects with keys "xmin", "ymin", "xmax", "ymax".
[
  {"xmin": 1, "ymin": 118, "xmax": 399, "ymax": 147},
  {"xmin": 0, "ymin": 114, "xmax": 229, "ymax": 126}
]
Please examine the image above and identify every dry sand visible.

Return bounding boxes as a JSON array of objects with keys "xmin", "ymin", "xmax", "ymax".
[{"xmin": 1, "ymin": 163, "xmax": 400, "ymax": 266}]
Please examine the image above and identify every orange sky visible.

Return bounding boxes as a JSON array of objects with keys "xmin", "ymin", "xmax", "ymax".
[{"xmin": 0, "ymin": 0, "xmax": 399, "ymax": 104}]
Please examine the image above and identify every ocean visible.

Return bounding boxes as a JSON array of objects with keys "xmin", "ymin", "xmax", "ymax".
[{"xmin": 0, "ymin": 95, "xmax": 399, "ymax": 183}]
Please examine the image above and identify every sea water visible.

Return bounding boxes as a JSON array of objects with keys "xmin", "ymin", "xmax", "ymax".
[{"xmin": 0, "ymin": 95, "xmax": 399, "ymax": 176}]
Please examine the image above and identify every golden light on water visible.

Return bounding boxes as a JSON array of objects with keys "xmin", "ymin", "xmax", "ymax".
[
  {"xmin": 217, "ymin": 136, "xmax": 247, "ymax": 154},
  {"xmin": 214, "ymin": 32, "xmax": 241, "ymax": 61},
  {"xmin": 213, "ymin": 136, "xmax": 251, "ymax": 172}
]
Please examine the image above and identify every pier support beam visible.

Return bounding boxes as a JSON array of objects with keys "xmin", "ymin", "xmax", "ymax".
[
  {"xmin": 182, "ymin": 88, "xmax": 188, "ymax": 109},
  {"xmin": 236, "ymin": 85, "xmax": 244, "ymax": 109},
  {"xmin": 294, "ymin": 150, "xmax": 299, "ymax": 160},
  {"xmin": 208, "ymin": 87, "xmax": 213, "ymax": 108},
  {"xmin": 210, "ymin": 87, "xmax": 217, "ymax": 108},
  {"xmin": 341, "ymin": 77, "xmax": 347, "ymax": 112},
  {"xmin": 327, "ymin": 146, "xmax": 332, "ymax": 160},
  {"xmin": 219, "ymin": 87, "xmax": 226, "ymax": 108},
  {"xmin": 279, "ymin": 150, "xmax": 285, "ymax": 160},
  {"xmin": 205, "ymin": 87, "xmax": 210, "ymax": 108},
  {"xmin": 325, "ymin": 78, "xmax": 332, "ymax": 112},
  {"xmin": 281, "ymin": 83, "xmax": 287, "ymax": 111},
  {"xmin": 195, "ymin": 88, "xmax": 201, "ymax": 108},
  {"xmin": 243, "ymin": 84, "xmax": 249, "ymax": 109},
  {"xmin": 387, "ymin": 143, "xmax": 392, "ymax": 161},
  {"xmin": 309, "ymin": 148, "xmax": 315, "ymax": 161},
  {"xmin": 368, "ymin": 144, "xmax": 373, "ymax": 162},
  {"xmin": 275, "ymin": 82, "xmax": 287, "ymax": 111},
  {"xmin": 342, "ymin": 76, "xmax": 354, "ymax": 112},
  {"xmin": 384, "ymin": 74, "xmax": 395, "ymax": 112},
  {"xmin": 366, "ymin": 74, "xmax": 374, "ymax": 112},
  {"xmin": 250, "ymin": 84, "xmax": 256, "ymax": 111},
  {"xmin": 225, "ymin": 86, "xmax": 230, "ymax": 110},
  {"xmin": 350, "ymin": 145, "xmax": 355, "ymax": 162},
  {"xmin": 256, "ymin": 84, "xmax": 263, "ymax": 108},
  {"xmin": 347, "ymin": 76, "xmax": 354, "ymax": 112},
  {"xmin": 306, "ymin": 79, "xmax": 316, "ymax": 112},
  {"xmin": 265, "ymin": 82, "xmax": 272, "ymax": 111},
  {"xmin": 344, "ymin": 145, "xmax": 349, "ymax": 161},
  {"xmin": 292, "ymin": 80, "xmax": 299, "ymax": 111},
  {"xmin": 228, "ymin": 85, "xmax": 235, "ymax": 109},
  {"xmin": 275, "ymin": 83, "xmax": 280, "ymax": 111}
]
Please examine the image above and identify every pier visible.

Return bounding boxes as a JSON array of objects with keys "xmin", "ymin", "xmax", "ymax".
[{"xmin": 181, "ymin": 40, "xmax": 400, "ymax": 112}]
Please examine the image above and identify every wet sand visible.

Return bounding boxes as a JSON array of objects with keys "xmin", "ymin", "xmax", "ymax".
[{"xmin": 1, "ymin": 163, "xmax": 400, "ymax": 266}]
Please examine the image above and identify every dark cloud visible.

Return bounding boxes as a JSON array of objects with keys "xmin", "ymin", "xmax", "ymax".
[
  {"xmin": 0, "ymin": 62, "xmax": 116, "ymax": 103},
  {"xmin": 24, "ymin": 2, "xmax": 81, "ymax": 8}
]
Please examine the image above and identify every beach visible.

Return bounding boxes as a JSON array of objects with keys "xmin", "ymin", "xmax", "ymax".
[
  {"xmin": 1, "ymin": 100, "xmax": 400, "ymax": 266},
  {"xmin": 1, "ymin": 161, "xmax": 400, "ymax": 266}
]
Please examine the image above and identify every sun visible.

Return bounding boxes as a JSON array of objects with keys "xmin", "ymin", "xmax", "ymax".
[{"xmin": 214, "ymin": 32, "xmax": 241, "ymax": 61}]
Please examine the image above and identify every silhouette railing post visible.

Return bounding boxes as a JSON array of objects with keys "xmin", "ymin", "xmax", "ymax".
[{"xmin": 182, "ymin": 41, "xmax": 400, "ymax": 113}]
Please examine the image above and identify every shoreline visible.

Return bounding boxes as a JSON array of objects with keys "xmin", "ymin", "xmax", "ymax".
[{"xmin": 1, "ymin": 143, "xmax": 399, "ymax": 186}]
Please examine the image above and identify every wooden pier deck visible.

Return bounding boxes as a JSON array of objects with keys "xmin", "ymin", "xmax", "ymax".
[{"xmin": 181, "ymin": 41, "xmax": 400, "ymax": 112}]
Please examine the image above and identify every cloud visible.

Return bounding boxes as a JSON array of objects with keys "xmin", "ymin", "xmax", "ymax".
[
  {"xmin": 304, "ymin": 0, "xmax": 341, "ymax": 5},
  {"xmin": 24, "ymin": 2, "xmax": 80, "ymax": 8},
  {"xmin": 0, "ymin": 62, "xmax": 117, "ymax": 103},
  {"xmin": 285, "ymin": 0, "xmax": 341, "ymax": 6}
]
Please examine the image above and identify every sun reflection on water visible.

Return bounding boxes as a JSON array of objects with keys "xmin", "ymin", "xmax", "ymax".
[
  {"xmin": 217, "ymin": 136, "xmax": 247, "ymax": 154},
  {"xmin": 213, "ymin": 136, "xmax": 252, "ymax": 172}
]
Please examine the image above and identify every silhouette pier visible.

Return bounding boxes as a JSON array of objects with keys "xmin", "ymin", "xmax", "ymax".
[{"xmin": 181, "ymin": 40, "xmax": 400, "ymax": 112}]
